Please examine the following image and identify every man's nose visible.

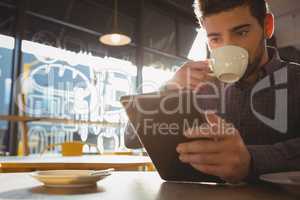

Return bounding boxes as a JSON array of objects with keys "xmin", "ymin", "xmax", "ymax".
[{"xmin": 223, "ymin": 35, "xmax": 238, "ymax": 46}]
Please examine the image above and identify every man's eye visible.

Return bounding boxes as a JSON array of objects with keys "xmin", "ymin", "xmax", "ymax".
[
  {"xmin": 237, "ymin": 30, "xmax": 249, "ymax": 36},
  {"xmin": 210, "ymin": 38, "xmax": 220, "ymax": 43}
]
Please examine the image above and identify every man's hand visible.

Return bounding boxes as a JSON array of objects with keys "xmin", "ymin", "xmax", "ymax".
[
  {"xmin": 176, "ymin": 113, "xmax": 251, "ymax": 183},
  {"xmin": 164, "ymin": 61, "xmax": 215, "ymax": 91}
]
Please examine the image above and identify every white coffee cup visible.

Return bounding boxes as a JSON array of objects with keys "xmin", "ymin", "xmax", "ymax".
[{"xmin": 208, "ymin": 45, "xmax": 249, "ymax": 83}]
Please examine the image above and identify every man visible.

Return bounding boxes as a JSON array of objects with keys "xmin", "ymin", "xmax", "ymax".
[{"xmin": 125, "ymin": 0, "xmax": 300, "ymax": 183}]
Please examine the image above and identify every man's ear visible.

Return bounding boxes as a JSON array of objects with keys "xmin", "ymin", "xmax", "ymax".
[{"xmin": 264, "ymin": 13, "xmax": 275, "ymax": 39}]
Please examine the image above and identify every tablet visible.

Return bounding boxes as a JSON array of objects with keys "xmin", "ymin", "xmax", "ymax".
[{"xmin": 120, "ymin": 90, "xmax": 223, "ymax": 183}]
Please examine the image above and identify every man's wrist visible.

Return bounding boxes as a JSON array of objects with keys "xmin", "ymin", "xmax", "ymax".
[
  {"xmin": 244, "ymin": 145, "xmax": 287, "ymax": 183},
  {"xmin": 243, "ymin": 149, "xmax": 257, "ymax": 183}
]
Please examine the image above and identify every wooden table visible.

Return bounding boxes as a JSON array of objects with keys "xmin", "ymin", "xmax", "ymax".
[
  {"xmin": 0, "ymin": 172, "xmax": 297, "ymax": 200},
  {"xmin": 0, "ymin": 155, "xmax": 153, "ymax": 172}
]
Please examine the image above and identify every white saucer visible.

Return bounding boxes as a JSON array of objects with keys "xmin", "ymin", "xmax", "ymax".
[
  {"xmin": 30, "ymin": 170, "xmax": 112, "ymax": 188},
  {"xmin": 260, "ymin": 171, "xmax": 300, "ymax": 196}
]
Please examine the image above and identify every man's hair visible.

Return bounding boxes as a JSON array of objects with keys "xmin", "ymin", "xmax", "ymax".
[{"xmin": 194, "ymin": 0, "xmax": 269, "ymax": 27}]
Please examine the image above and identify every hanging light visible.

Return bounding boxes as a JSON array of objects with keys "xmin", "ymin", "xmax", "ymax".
[{"xmin": 99, "ymin": 0, "xmax": 131, "ymax": 46}]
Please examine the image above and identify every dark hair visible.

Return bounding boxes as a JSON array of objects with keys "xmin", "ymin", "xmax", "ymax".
[{"xmin": 194, "ymin": 0, "xmax": 269, "ymax": 27}]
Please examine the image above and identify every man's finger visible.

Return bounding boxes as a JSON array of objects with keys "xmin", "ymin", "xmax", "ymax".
[
  {"xmin": 184, "ymin": 74, "xmax": 216, "ymax": 90},
  {"xmin": 186, "ymin": 61, "xmax": 212, "ymax": 72},
  {"xmin": 182, "ymin": 113, "xmax": 227, "ymax": 140},
  {"xmin": 179, "ymin": 153, "xmax": 224, "ymax": 165},
  {"xmin": 176, "ymin": 139, "xmax": 224, "ymax": 154},
  {"xmin": 190, "ymin": 72, "xmax": 206, "ymax": 80},
  {"xmin": 184, "ymin": 127, "xmax": 215, "ymax": 139},
  {"xmin": 205, "ymin": 112, "xmax": 224, "ymax": 126},
  {"xmin": 190, "ymin": 163, "xmax": 224, "ymax": 178},
  {"xmin": 186, "ymin": 77, "xmax": 205, "ymax": 86},
  {"xmin": 205, "ymin": 112, "xmax": 237, "ymax": 139}
]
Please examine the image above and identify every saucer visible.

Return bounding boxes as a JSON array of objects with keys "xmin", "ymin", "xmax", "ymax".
[
  {"xmin": 260, "ymin": 171, "xmax": 300, "ymax": 196},
  {"xmin": 30, "ymin": 169, "xmax": 112, "ymax": 188}
]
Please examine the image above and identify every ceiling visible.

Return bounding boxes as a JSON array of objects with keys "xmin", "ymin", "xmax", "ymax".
[{"xmin": 160, "ymin": 0, "xmax": 300, "ymax": 21}]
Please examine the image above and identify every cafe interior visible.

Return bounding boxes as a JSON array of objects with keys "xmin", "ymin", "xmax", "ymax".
[{"xmin": 0, "ymin": 0, "xmax": 299, "ymax": 199}]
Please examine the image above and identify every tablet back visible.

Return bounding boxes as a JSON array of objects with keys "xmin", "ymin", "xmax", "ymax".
[{"xmin": 121, "ymin": 90, "xmax": 223, "ymax": 183}]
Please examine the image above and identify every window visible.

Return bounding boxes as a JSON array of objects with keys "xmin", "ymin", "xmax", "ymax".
[
  {"xmin": 188, "ymin": 28, "xmax": 208, "ymax": 61},
  {"xmin": 178, "ymin": 19, "xmax": 198, "ymax": 58},
  {"xmin": 142, "ymin": 51, "xmax": 184, "ymax": 93},
  {"xmin": 0, "ymin": 3, "xmax": 16, "ymax": 154},
  {"xmin": 20, "ymin": 38, "xmax": 137, "ymax": 154},
  {"xmin": 0, "ymin": 34, "xmax": 14, "ymax": 153}
]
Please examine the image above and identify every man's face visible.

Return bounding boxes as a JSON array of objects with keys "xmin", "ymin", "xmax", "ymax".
[{"xmin": 202, "ymin": 5, "xmax": 266, "ymax": 72}]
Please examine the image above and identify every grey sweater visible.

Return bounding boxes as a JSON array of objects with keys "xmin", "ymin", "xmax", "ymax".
[{"xmin": 124, "ymin": 47, "xmax": 300, "ymax": 182}]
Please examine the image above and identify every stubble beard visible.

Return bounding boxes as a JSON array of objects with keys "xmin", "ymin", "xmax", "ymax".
[{"xmin": 241, "ymin": 35, "xmax": 266, "ymax": 82}]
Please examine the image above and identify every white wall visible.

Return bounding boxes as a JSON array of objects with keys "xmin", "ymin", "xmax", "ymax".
[{"xmin": 268, "ymin": 0, "xmax": 300, "ymax": 48}]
